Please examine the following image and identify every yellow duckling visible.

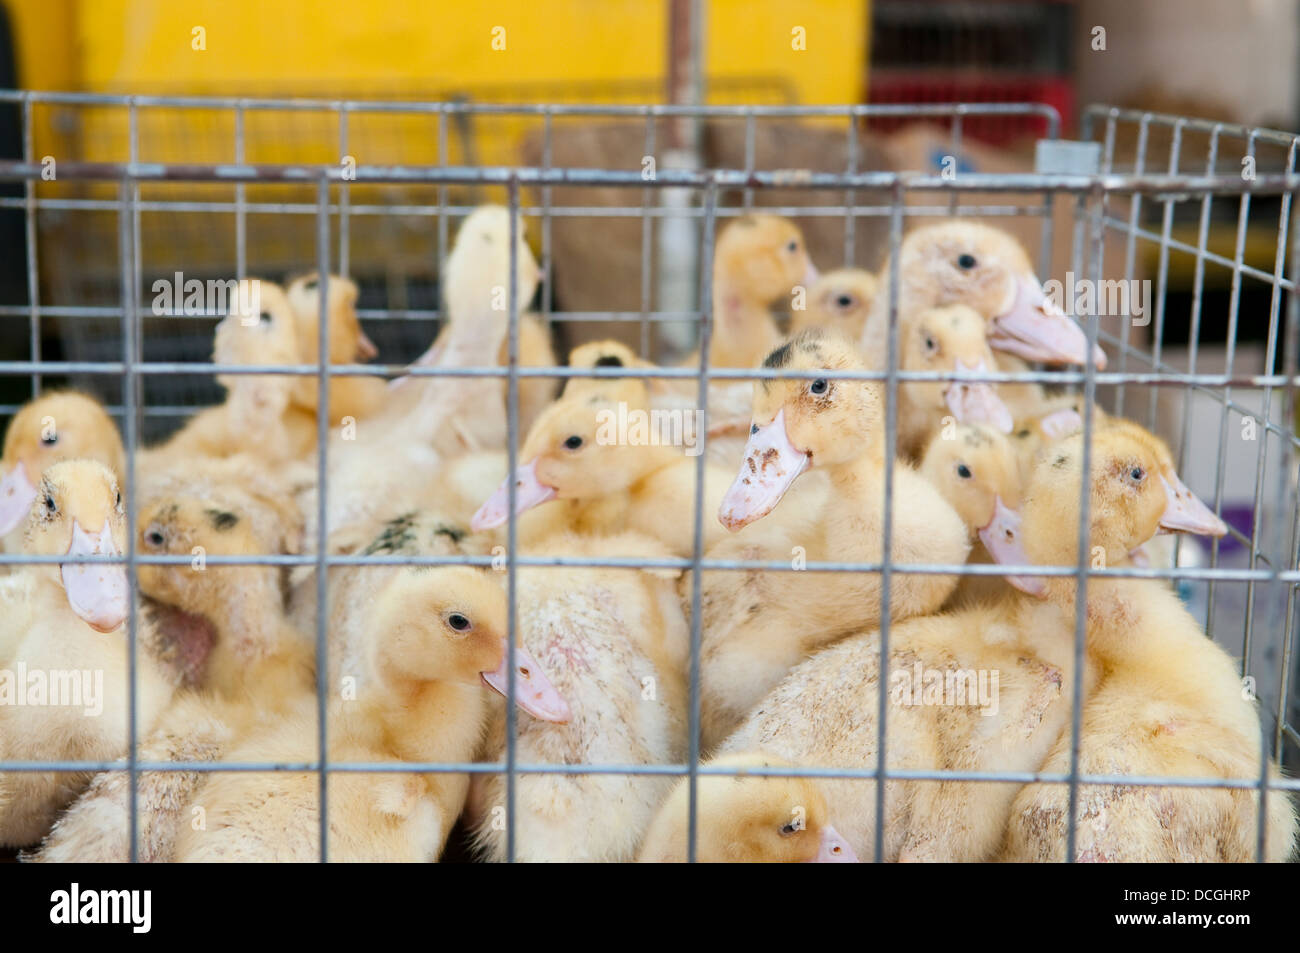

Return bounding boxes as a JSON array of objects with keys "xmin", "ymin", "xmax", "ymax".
[
  {"xmin": 789, "ymin": 267, "xmax": 879, "ymax": 341},
  {"xmin": 469, "ymin": 531, "xmax": 688, "ymax": 862},
  {"xmin": 0, "ymin": 460, "xmax": 175, "ymax": 847},
  {"xmin": 721, "ymin": 421, "xmax": 1232, "ymax": 862},
  {"xmin": 0, "ymin": 391, "xmax": 125, "ymax": 555},
  {"xmin": 699, "ymin": 330, "xmax": 969, "ymax": 748},
  {"xmin": 896, "ymin": 304, "xmax": 1014, "ymax": 460},
  {"xmin": 31, "ymin": 482, "xmax": 313, "ymax": 863},
  {"xmin": 638, "ymin": 753, "xmax": 859, "ymax": 862},
  {"xmin": 860, "ymin": 221, "xmax": 1104, "ymax": 371},
  {"xmin": 173, "ymin": 566, "xmax": 567, "ymax": 862}
]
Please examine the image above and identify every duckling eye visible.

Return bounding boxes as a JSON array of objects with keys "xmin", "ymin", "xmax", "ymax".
[
  {"xmin": 42, "ymin": 494, "xmax": 56, "ymax": 516},
  {"xmin": 809, "ymin": 378, "xmax": 829, "ymax": 396},
  {"xmin": 779, "ymin": 821, "xmax": 801, "ymax": 837},
  {"xmin": 303, "ymin": 277, "xmax": 318, "ymax": 291},
  {"xmin": 563, "ymin": 435, "xmax": 583, "ymax": 450},
  {"xmin": 40, "ymin": 431, "xmax": 58, "ymax": 446},
  {"xmin": 924, "ymin": 335, "xmax": 938, "ymax": 353},
  {"xmin": 258, "ymin": 310, "xmax": 273, "ymax": 326},
  {"xmin": 956, "ymin": 463, "xmax": 972, "ymax": 479},
  {"xmin": 446, "ymin": 613, "xmax": 471, "ymax": 631},
  {"xmin": 786, "ymin": 240, "xmax": 798, "ymax": 253},
  {"xmin": 957, "ymin": 254, "xmax": 978, "ymax": 270},
  {"xmin": 835, "ymin": 294, "xmax": 855, "ymax": 309},
  {"xmin": 144, "ymin": 525, "xmax": 166, "ymax": 547},
  {"xmin": 1127, "ymin": 466, "xmax": 1146, "ymax": 484}
]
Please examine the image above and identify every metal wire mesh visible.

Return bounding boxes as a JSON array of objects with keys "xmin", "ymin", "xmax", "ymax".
[{"xmin": 0, "ymin": 92, "xmax": 1297, "ymax": 862}]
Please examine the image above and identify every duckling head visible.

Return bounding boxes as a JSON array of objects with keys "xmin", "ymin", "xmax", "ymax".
[
  {"xmin": 719, "ymin": 330, "xmax": 881, "ymax": 530},
  {"xmin": 902, "ymin": 305, "xmax": 1013, "ymax": 433},
  {"xmin": 990, "ymin": 423, "xmax": 1227, "ymax": 597},
  {"xmin": 892, "ymin": 222, "xmax": 1104, "ymax": 368},
  {"xmin": 24, "ymin": 459, "xmax": 128, "ymax": 633},
  {"xmin": 715, "ymin": 214, "xmax": 818, "ymax": 305},
  {"xmin": 791, "ymin": 267, "xmax": 879, "ymax": 339},
  {"xmin": 443, "ymin": 205, "xmax": 540, "ymax": 325},
  {"xmin": 214, "ymin": 279, "xmax": 300, "ymax": 426},
  {"xmin": 920, "ymin": 422, "xmax": 1021, "ymax": 538},
  {"xmin": 0, "ymin": 391, "xmax": 125, "ymax": 537},
  {"xmin": 471, "ymin": 382, "xmax": 666, "ymax": 531},
  {"xmin": 368, "ymin": 566, "xmax": 569, "ymax": 722},
  {"xmin": 286, "ymin": 272, "xmax": 374, "ymax": 365},
  {"xmin": 562, "ymin": 340, "xmax": 656, "ymax": 404},
  {"xmin": 641, "ymin": 754, "xmax": 858, "ymax": 863}
]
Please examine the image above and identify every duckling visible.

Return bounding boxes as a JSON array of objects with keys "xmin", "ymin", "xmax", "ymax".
[
  {"xmin": 698, "ymin": 214, "xmax": 818, "ymax": 369},
  {"xmin": 470, "ymin": 531, "xmax": 689, "ymax": 863},
  {"xmin": 470, "ymin": 361, "xmax": 735, "ymax": 558},
  {"xmin": 0, "ymin": 391, "xmax": 125, "ymax": 555},
  {"xmin": 789, "ymin": 267, "xmax": 879, "ymax": 341},
  {"xmin": 1000, "ymin": 432, "xmax": 1294, "ymax": 861},
  {"xmin": 896, "ymin": 304, "xmax": 1014, "ymax": 459},
  {"xmin": 173, "ymin": 566, "xmax": 566, "ymax": 862},
  {"xmin": 143, "ymin": 280, "xmax": 318, "ymax": 470},
  {"xmin": 31, "ymin": 482, "xmax": 313, "ymax": 863},
  {"xmin": 0, "ymin": 460, "xmax": 175, "ymax": 847},
  {"xmin": 317, "ymin": 207, "xmax": 540, "ymax": 539},
  {"xmin": 699, "ymin": 330, "xmax": 969, "ymax": 748},
  {"xmin": 859, "ymin": 221, "xmax": 1104, "ymax": 371},
  {"xmin": 285, "ymin": 272, "xmax": 389, "ymax": 425},
  {"xmin": 637, "ymin": 753, "xmax": 859, "ymax": 862},
  {"xmin": 918, "ymin": 422, "xmax": 1023, "ymax": 607},
  {"xmin": 720, "ymin": 422, "xmax": 1232, "ymax": 861}
]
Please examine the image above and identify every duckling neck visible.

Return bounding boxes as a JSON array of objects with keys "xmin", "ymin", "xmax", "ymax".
[{"xmin": 369, "ymin": 676, "xmax": 488, "ymax": 762}]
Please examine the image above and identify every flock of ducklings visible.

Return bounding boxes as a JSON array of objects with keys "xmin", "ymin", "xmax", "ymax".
[{"xmin": 0, "ymin": 205, "xmax": 1294, "ymax": 863}]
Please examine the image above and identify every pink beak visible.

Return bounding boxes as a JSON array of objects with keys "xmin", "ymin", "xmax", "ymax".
[
  {"xmin": 718, "ymin": 409, "xmax": 809, "ymax": 531},
  {"xmin": 1159, "ymin": 473, "xmax": 1228, "ymax": 538},
  {"xmin": 471, "ymin": 459, "xmax": 557, "ymax": 532},
  {"xmin": 944, "ymin": 359, "xmax": 1013, "ymax": 433},
  {"xmin": 977, "ymin": 496, "xmax": 1046, "ymax": 597},
  {"xmin": 808, "ymin": 824, "xmax": 859, "ymax": 863},
  {"xmin": 802, "ymin": 259, "xmax": 820, "ymax": 289},
  {"xmin": 988, "ymin": 275, "xmax": 1107, "ymax": 369},
  {"xmin": 1038, "ymin": 408, "xmax": 1083, "ymax": 441},
  {"xmin": 61, "ymin": 517, "xmax": 128, "ymax": 633},
  {"xmin": 481, "ymin": 642, "xmax": 571, "ymax": 723},
  {"xmin": 355, "ymin": 329, "xmax": 379, "ymax": 362},
  {"xmin": 0, "ymin": 462, "xmax": 37, "ymax": 535}
]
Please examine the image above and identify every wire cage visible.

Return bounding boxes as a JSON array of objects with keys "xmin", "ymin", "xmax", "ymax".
[{"xmin": 0, "ymin": 92, "xmax": 1297, "ymax": 862}]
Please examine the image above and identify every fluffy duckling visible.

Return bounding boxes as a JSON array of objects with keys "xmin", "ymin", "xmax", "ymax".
[
  {"xmin": 284, "ymin": 272, "xmax": 388, "ymax": 425},
  {"xmin": 470, "ymin": 356, "xmax": 735, "ymax": 558},
  {"xmin": 470, "ymin": 531, "xmax": 689, "ymax": 863},
  {"xmin": 317, "ymin": 207, "xmax": 540, "ymax": 539},
  {"xmin": 896, "ymin": 304, "xmax": 1014, "ymax": 459},
  {"xmin": 699, "ymin": 330, "xmax": 969, "ymax": 748},
  {"xmin": 721, "ymin": 422, "xmax": 1232, "ymax": 861},
  {"xmin": 701, "ymin": 214, "xmax": 818, "ymax": 369},
  {"xmin": 0, "ymin": 460, "xmax": 175, "ymax": 847},
  {"xmin": 31, "ymin": 482, "xmax": 313, "ymax": 863},
  {"xmin": 173, "ymin": 566, "xmax": 566, "ymax": 862},
  {"xmin": 144, "ymin": 280, "xmax": 319, "ymax": 470},
  {"xmin": 637, "ymin": 753, "xmax": 858, "ymax": 862},
  {"xmin": 1000, "ymin": 434, "xmax": 1293, "ymax": 861},
  {"xmin": 789, "ymin": 267, "xmax": 879, "ymax": 341},
  {"xmin": 860, "ymin": 221, "xmax": 1104, "ymax": 371},
  {"xmin": 0, "ymin": 391, "xmax": 125, "ymax": 555},
  {"xmin": 918, "ymin": 422, "xmax": 1023, "ymax": 607}
]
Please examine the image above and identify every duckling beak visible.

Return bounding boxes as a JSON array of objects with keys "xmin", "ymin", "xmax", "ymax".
[
  {"xmin": 471, "ymin": 459, "xmax": 557, "ymax": 532},
  {"xmin": 977, "ymin": 496, "xmax": 1046, "ymax": 597},
  {"xmin": 944, "ymin": 359, "xmax": 1013, "ymax": 433},
  {"xmin": 719, "ymin": 409, "xmax": 809, "ymax": 531},
  {"xmin": 809, "ymin": 825, "xmax": 859, "ymax": 863},
  {"xmin": 0, "ymin": 462, "xmax": 37, "ymax": 535},
  {"xmin": 61, "ymin": 517, "xmax": 128, "ymax": 633},
  {"xmin": 988, "ymin": 275, "xmax": 1107, "ymax": 369},
  {"xmin": 482, "ymin": 643, "xmax": 571, "ymax": 722},
  {"xmin": 355, "ymin": 329, "xmax": 379, "ymax": 362},
  {"xmin": 1038, "ymin": 407, "xmax": 1083, "ymax": 441},
  {"xmin": 1158, "ymin": 473, "xmax": 1228, "ymax": 538},
  {"xmin": 802, "ymin": 259, "xmax": 820, "ymax": 289}
]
